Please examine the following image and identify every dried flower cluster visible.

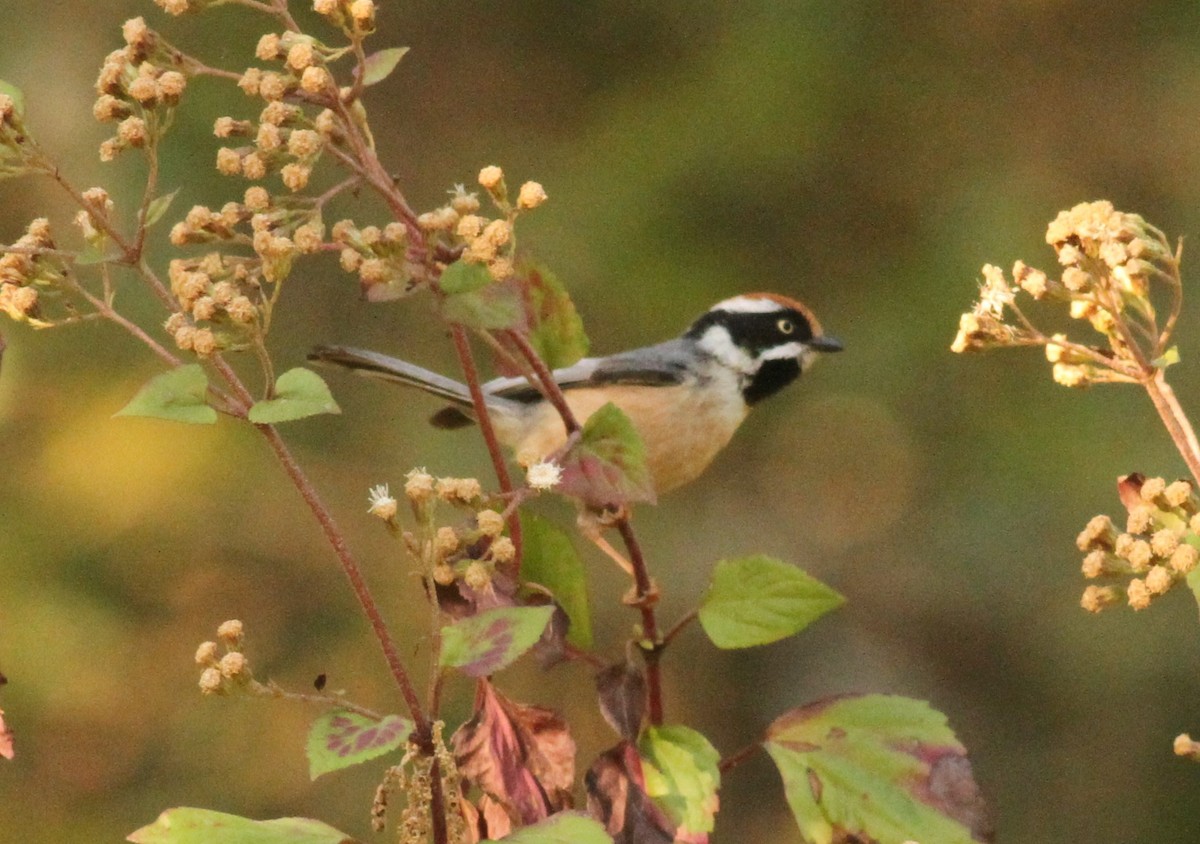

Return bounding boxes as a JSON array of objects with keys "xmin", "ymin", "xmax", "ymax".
[
  {"xmin": 387, "ymin": 470, "xmax": 516, "ymax": 595},
  {"xmin": 1078, "ymin": 475, "xmax": 1200, "ymax": 612},
  {"xmin": 374, "ymin": 724, "xmax": 468, "ymax": 844},
  {"xmin": 951, "ymin": 201, "xmax": 1180, "ymax": 389},
  {"xmin": 0, "ymin": 218, "xmax": 62, "ymax": 326},
  {"xmin": 333, "ymin": 167, "xmax": 548, "ymax": 302},
  {"xmin": 94, "ymin": 16, "xmax": 190, "ymax": 161},
  {"xmin": 0, "ymin": 89, "xmax": 29, "ymax": 177},
  {"xmin": 195, "ymin": 619, "xmax": 252, "ymax": 695},
  {"xmin": 220, "ymin": 45, "xmax": 329, "ymax": 191}
]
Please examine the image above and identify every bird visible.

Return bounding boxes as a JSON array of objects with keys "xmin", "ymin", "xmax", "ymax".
[{"xmin": 310, "ymin": 293, "xmax": 841, "ymax": 497}]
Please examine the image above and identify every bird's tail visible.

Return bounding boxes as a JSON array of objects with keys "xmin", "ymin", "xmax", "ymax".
[{"xmin": 309, "ymin": 344, "xmax": 475, "ymax": 408}]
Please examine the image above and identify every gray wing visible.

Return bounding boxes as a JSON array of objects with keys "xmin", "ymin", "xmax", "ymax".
[{"xmin": 484, "ymin": 339, "xmax": 696, "ymax": 403}]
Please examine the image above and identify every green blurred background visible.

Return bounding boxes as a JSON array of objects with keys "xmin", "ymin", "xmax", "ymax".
[{"xmin": 4, "ymin": 1, "xmax": 1200, "ymax": 841}]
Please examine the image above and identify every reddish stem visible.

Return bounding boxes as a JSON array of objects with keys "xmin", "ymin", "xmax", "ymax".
[
  {"xmin": 450, "ymin": 325, "xmax": 523, "ymax": 572},
  {"xmin": 207, "ymin": 355, "xmax": 429, "ymax": 731},
  {"xmin": 616, "ymin": 518, "xmax": 664, "ymax": 725},
  {"xmin": 718, "ymin": 742, "xmax": 762, "ymax": 774},
  {"xmin": 504, "ymin": 329, "xmax": 581, "ymax": 432},
  {"xmin": 503, "ymin": 331, "xmax": 665, "ymax": 723}
]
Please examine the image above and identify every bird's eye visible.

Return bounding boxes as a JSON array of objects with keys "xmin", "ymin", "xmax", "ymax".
[{"xmin": 777, "ymin": 318, "xmax": 795, "ymax": 335}]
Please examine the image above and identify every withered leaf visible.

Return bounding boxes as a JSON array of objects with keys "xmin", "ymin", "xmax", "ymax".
[
  {"xmin": 595, "ymin": 661, "xmax": 646, "ymax": 741},
  {"xmin": 452, "ymin": 680, "xmax": 576, "ymax": 828},
  {"xmin": 0, "ymin": 708, "xmax": 12, "ymax": 760},
  {"xmin": 585, "ymin": 741, "xmax": 674, "ymax": 844}
]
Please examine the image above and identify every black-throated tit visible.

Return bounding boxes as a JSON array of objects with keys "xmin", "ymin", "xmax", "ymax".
[{"xmin": 310, "ymin": 293, "xmax": 841, "ymax": 495}]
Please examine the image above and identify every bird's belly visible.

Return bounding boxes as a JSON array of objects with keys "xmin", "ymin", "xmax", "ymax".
[{"xmin": 501, "ymin": 383, "xmax": 749, "ymax": 495}]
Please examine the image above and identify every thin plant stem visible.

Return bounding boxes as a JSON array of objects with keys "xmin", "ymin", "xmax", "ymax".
[
  {"xmin": 449, "ymin": 324, "xmax": 523, "ymax": 572},
  {"xmin": 616, "ymin": 517, "xmax": 664, "ymax": 726},
  {"xmin": 718, "ymin": 742, "xmax": 761, "ymax": 774},
  {"xmin": 251, "ymin": 680, "xmax": 384, "ymax": 720},
  {"xmin": 429, "ymin": 758, "xmax": 449, "ymax": 844},
  {"xmin": 206, "ymin": 354, "xmax": 430, "ymax": 731},
  {"xmin": 62, "ymin": 277, "xmax": 182, "ymax": 368},
  {"xmin": 501, "ymin": 330, "xmax": 666, "ymax": 722},
  {"xmin": 504, "ymin": 329, "xmax": 580, "ymax": 432},
  {"xmin": 662, "ymin": 609, "xmax": 698, "ymax": 649},
  {"xmin": 1143, "ymin": 370, "xmax": 1200, "ymax": 483}
]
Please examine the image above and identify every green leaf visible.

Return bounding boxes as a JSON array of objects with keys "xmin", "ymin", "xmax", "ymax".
[
  {"xmin": 440, "ymin": 259, "xmax": 492, "ymax": 295},
  {"xmin": 639, "ymin": 725, "xmax": 721, "ymax": 838},
  {"xmin": 127, "ymin": 808, "xmax": 360, "ymax": 843},
  {"xmin": 306, "ymin": 709, "xmax": 412, "ymax": 780},
  {"xmin": 74, "ymin": 242, "xmax": 111, "ymax": 266},
  {"xmin": 439, "ymin": 605, "xmax": 555, "ymax": 677},
  {"xmin": 1187, "ymin": 563, "xmax": 1200, "ymax": 616},
  {"xmin": 115, "ymin": 364, "xmax": 217, "ymax": 425},
  {"xmin": 520, "ymin": 513, "xmax": 593, "ymax": 649},
  {"xmin": 0, "ymin": 79, "xmax": 25, "ymax": 117},
  {"xmin": 520, "ymin": 262, "xmax": 590, "ymax": 369},
  {"xmin": 500, "ymin": 813, "xmax": 612, "ymax": 844},
  {"xmin": 1153, "ymin": 345, "xmax": 1181, "ymax": 369},
  {"xmin": 361, "ymin": 47, "xmax": 409, "ymax": 87},
  {"xmin": 144, "ymin": 188, "xmax": 181, "ymax": 229},
  {"xmin": 439, "ymin": 262, "xmax": 524, "ymax": 330},
  {"xmin": 558, "ymin": 402, "xmax": 655, "ymax": 507},
  {"xmin": 248, "ymin": 368, "xmax": 341, "ymax": 424},
  {"xmin": 764, "ymin": 694, "xmax": 992, "ymax": 844},
  {"xmin": 698, "ymin": 555, "xmax": 844, "ymax": 649}
]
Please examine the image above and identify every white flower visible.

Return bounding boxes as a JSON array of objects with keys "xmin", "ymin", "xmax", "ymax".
[
  {"xmin": 974, "ymin": 264, "xmax": 1013, "ymax": 319},
  {"xmin": 526, "ymin": 460, "xmax": 563, "ymax": 491},
  {"xmin": 367, "ymin": 484, "xmax": 398, "ymax": 520}
]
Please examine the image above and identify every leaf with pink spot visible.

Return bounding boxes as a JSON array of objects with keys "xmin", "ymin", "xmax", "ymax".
[
  {"xmin": 306, "ymin": 709, "xmax": 412, "ymax": 781},
  {"xmin": 764, "ymin": 694, "xmax": 993, "ymax": 844},
  {"xmin": 440, "ymin": 605, "xmax": 555, "ymax": 677}
]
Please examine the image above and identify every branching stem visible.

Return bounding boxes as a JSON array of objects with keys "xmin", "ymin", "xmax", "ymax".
[
  {"xmin": 206, "ymin": 354, "xmax": 430, "ymax": 733},
  {"xmin": 450, "ymin": 325, "xmax": 522, "ymax": 572},
  {"xmin": 1143, "ymin": 370, "xmax": 1200, "ymax": 483}
]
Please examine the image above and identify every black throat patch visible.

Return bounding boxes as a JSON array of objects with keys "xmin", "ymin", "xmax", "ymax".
[{"xmin": 743, "ymin": 357, "xmax": 801, "ymax": 405}]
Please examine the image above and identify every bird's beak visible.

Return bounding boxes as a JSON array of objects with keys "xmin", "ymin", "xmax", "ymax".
[{"xmin": 809, "ymin": 335, "xmax": 844, "ymax": 353}]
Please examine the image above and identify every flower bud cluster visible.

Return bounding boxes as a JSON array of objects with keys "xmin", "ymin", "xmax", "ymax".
[
  {"xmin": 215, "ymin": 97, "xmax": 326, "ymax": 194},
  {"xmin": 94, "ymin": 19, "xmax": 191, "ymax": 161},
  {"xmin": 1078, "ymin": 476, "xmax": 1200, "ymax": 612},
  {"xmin": 390, "ymin": 470, "xmax": 518, "ymax": 590},
  {"xmin": 195, "ymin": 619, "xmax": 252, "ymax": 696},
  {"xmin": 417, "ymin": 167, "xmax": 548, "ymax": 285},
  {"xmin": 0, "ymin": 218, "xmax": 64, "ymax": 326},
  {"xmin": 166, "ymin": 250, "xmax": 265, "ymax": 356},
  {"xmin": 0, "ymin": 92, "xmax": 30, "ymax": 177},
  {"xmin": 311, "ymin": 0, "xmax": 378, "ymax": 36},
  {"xmin": 952, "ymin": 201, "xmax": 1179, "ymax": 391},
  {"xmin": 332, "ymin": 218, "xmax": 416, "ymax": 301},
  {"xmin": 166, "ymin": 186, "xmax": 328, "ymax": 347},
  {"xmin": 153, "ymin": 0, "xmax": 216, "ymax": 15}
]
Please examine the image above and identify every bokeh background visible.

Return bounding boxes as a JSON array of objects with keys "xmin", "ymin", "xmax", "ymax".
[{"xmin": 3, "ymin": 1, "xmax": 1200, "ymax": 841}]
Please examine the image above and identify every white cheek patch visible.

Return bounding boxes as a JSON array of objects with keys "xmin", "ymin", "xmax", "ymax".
[
  {"xmin": 759, "ymin": 340, "xmax": 804, "ymax": 361},
  {"xmin": 697, "ymin": 324, "xmax": 758, "ymax": 373},
  {"xmin": 713, "ymin": 296, "xmax": 784, "ymax": 314}
]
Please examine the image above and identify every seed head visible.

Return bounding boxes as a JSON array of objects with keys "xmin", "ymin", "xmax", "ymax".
[
  {"xmin": 194, "ymin": 641, "xmax": 219, "ymax": 666},
  {"xmin": 463, "ymin": 561, "xmax": 492, "ymax": 591},
  {"xmin": 476, "ymin": 509, "xmax": 505, "ymax": 537},
  {"xmin": 1145, "ymin": 565, "xmax": 1174, "ymax": 596},
  {"xmin": 405, "ymin": 468, "xmax": 436, "ymax": 503},
  {"xmin": 1127, "ymin": 578, "xmax": 1152, "ymax": 610},
  {"xmin": 517, "ymin": 181, "xmax": 547, "ymax": 210},
  {"xmin": 1080, "ymin": 584, "xmax": 1121, "ymax": 613},
  {"xmin": 199, "ymin": 667, "xmax": 224, "ymax": 695}
]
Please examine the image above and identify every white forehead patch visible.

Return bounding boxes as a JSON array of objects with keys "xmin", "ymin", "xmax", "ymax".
[{"xmin": 714, "ymin": 295, "xmax": 785, "ymax": 314}]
